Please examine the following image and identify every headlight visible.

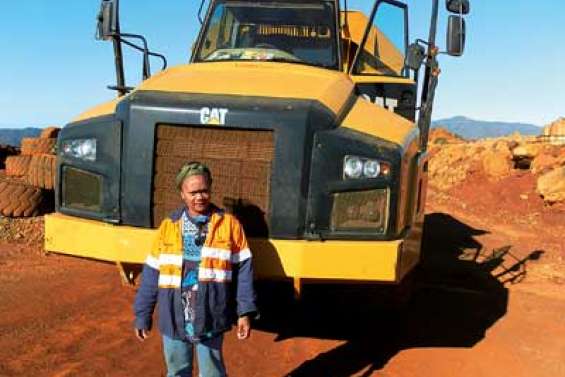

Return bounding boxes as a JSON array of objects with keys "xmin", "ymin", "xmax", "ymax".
[
  {"xmin": 343, "ymin": 156, "xmax": 363, "ymax": 178},
  {"xmin": 343, "ymin": 155, "xmax": 390, "ymax": 179},
  {"xmin": 61, "ymin": 139, "xmax": 97, "ymax": 161},
  {"xmin": 363, "ymin": 160, "xmax": 380, "ymax": 178}
]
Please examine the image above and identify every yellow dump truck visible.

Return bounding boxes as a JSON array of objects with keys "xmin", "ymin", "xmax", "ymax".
[{"xmin": 45, "ymin": 0, "xmax": 470, "ymax": 294}]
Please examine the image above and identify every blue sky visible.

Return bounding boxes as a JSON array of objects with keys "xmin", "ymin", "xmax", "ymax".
[{"xmin": 1, "ymin": 0, "xmax": 563, "ymax": 128}]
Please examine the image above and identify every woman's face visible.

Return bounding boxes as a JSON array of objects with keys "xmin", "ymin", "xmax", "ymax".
[{"xmin": 180, "ymin": 174, "xmax": 211, "ymax": 216}]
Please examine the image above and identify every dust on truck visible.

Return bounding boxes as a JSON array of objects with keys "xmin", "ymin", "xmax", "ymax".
[{"xmin": 45, "ymin": 0, "xmax": 470, "ymax": 294}]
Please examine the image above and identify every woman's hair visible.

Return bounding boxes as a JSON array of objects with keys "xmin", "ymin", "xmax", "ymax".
[{"xmin": 175, "ymin": 161, "xmax": 212, "ymax": 190}]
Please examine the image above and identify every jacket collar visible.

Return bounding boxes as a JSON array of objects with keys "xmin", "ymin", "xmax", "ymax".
[{"xmin": 169, "ymin": 203, "xmax": 224, "ymax": 223}]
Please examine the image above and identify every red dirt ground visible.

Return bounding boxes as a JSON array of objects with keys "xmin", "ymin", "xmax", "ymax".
[{"xmin": 1, "ymin": 178, "xmax": 564, "ymax": 376}]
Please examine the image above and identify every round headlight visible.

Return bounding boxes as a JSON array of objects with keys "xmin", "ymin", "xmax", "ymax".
[
  {"xmin": 363, "ymin": 160, "xmax": 381, "ymax": 178},
  {"xmin": 78, "ymin": 140, "xmax": 93, "ymax": 156},
  {"xmin": 344, "ymin": 156, "xmax": 363, "ymax": 178}
]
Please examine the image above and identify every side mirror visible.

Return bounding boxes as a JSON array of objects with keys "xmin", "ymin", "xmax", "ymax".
[
  {"xmin": 96, "ymin": 0, "xmax": 119, "ymax": 41},
  {"xmin": 446, "ymin": 0, "xmax": 470, "ymax": 15},
  {"xmin": 405, "ymin": 43, "xmax": 426, "ymax": 71},
  {"xmin": 446, "ymin": 15, "xmax": 466, "ymax": 56}
]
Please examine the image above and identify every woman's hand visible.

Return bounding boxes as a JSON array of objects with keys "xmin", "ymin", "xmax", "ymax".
[{"xmin": 236, "ymin": 316, "xmax": 251, "ymax": 340}]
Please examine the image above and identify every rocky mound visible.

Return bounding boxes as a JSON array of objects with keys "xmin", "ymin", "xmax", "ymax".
[
  {"xmin": 542, "ymin": 118, "xmax": 565, "ymax": 146},
  {"xmin": 0, "ymin": 216, "xmax": 44, "ymax": 245},
  {"xmin": 543, "ymin": 117, "xmax": 565, "ymax": 136},
  {"xmin": 429, "ymin": 130, "xmax": 565, "ymax": 204},
  {"xmin": 429, "ymin": 128, "xmax": 464, "ymax": 145}
]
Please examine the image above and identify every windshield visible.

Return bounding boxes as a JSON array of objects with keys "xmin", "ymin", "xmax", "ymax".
[{"xmin": 195, "ymin": 0, "xmax": 338, "ymax": 69}]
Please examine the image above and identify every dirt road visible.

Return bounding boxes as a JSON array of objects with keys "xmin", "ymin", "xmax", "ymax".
[{"xmin": 1, "ymin": 187, "xmax": 564, "ymax": 376}]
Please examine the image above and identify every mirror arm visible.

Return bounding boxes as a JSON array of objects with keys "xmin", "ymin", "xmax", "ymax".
[
  {"xmin": 118, "ymin": 36, "xmax": 168, "ymax": 72},
  {"xmin": 118, "ymin": 33, "xmax": 151, "ymax": 80},
  {"xmin": 149, "ymin": 51, "xmax": 168, "ymax": 71},
  {"xmin": 417, "ymin": 0, "xmax": 441, "ymax": 151},
  {"xmin": 417, "ymin": 59, "xmax": 440, "ymax": 151},
  {"xmin": 111, "ymin": 33, "xmax": 126, "ymax": 96},
  {"xmin": 198, "ymin": 0, "xmax": 207, "ymax": 24},
  {"xmin": 422, "ymin": 0, "xmax": 439, "ymax": 102}
]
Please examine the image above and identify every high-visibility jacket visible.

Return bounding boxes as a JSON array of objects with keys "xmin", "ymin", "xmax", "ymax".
[{"xmin": 134, "ymin": 206, "xmax": 257, "ymax": 340}]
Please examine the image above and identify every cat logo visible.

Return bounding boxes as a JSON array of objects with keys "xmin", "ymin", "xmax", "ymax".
[{"xmin": 200, "ymin": 107, "xmax": 228, "ymax": 125}]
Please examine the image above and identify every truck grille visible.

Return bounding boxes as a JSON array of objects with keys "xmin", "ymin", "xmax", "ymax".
[{"xmin": 152, "ymin": 125, "xmax": 275, "ymax": 236}]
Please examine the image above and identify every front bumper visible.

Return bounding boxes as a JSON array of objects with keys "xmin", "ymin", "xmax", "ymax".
[{"xmin": 45, "ymin": 213, "xmax": 421, "ymax": 282}]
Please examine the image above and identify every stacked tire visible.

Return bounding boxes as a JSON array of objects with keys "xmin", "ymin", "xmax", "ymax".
[
  {"xmin": 0, "ymin": 127, "xmax": 59, "ymax": 217},
  {"xmin": 25, "ymin": 154, "xmax": 57, "ymax": 190},
  {"xmin": 5, "ymin": 155, "xmax": 31, "ymax": 176}
]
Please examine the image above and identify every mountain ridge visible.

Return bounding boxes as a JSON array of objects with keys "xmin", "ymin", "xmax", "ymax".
[
  {"xmin": 0, "ymin": 127, "xmax": 42, "ymax": 147},
  {"xmin": 432, "ymin": 116, "xmax": 541, "ymax": 140}
]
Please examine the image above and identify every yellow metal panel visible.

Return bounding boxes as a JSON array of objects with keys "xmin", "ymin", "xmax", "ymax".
[
  {"xmin": 45, "ymin": 213, "xmax": 406, "ymax": 282},
  {"xmin": 44, "ymin": 213, "xmax": 154, "ymax": 264},
  {"xmin": 69, "ymin": 61, "xmax": 357, "ymax": 124},
  {"xmin": 341, "ymin": 11, "xmax": 374, "ymax": 48},
  {"xmin": 71, "ymin": 98, "xmax": 121, "ymax": 123},
  {"xmin": 342, "ymin": 97, "xmax": 418, "ymax": 146},
  {"xmin": 250, "ymin": 239, "xmax": 401, "ymax": 281},
  {"xmin": 136, "ymin": 62, "xmax": 354, "ymax": 115}
]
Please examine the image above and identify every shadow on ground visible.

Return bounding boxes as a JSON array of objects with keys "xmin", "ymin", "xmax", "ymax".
[{"xmin": 254, "ymin": 212, "xmax": 542, "ymax": 377}]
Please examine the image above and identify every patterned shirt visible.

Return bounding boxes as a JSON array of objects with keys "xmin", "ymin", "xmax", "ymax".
[{"xmin": 180, "ymin": 211, "xmax": 209, "ymax": 342}]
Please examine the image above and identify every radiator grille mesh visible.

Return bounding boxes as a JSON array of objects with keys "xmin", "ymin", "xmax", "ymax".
[{"xmin": 152, "ymin": 125, "xmax": 274, "ymax": 235}]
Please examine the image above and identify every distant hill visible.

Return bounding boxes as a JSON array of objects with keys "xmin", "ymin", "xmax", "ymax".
[
  {"xmin": 432, "ymin": 116, "xmax": 541, "ymax": 140},
  {"xmin": 0, "ymin": 128, "xmax": 42, "ymax": 147}
]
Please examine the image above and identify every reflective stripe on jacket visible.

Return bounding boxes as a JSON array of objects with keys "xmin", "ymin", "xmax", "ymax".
[{"xmin": 134, "ymin": 206, "xmax": 257, "ymax": 340}]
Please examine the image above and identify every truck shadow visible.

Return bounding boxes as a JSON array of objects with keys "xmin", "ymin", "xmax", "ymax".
[{"xmin": 254, "ymin": 212, "xmax": 541, "ymax": 377}]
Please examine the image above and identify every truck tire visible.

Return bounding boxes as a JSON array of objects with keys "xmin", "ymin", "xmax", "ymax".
[
  {"xmin": 40, "ymin": 126, "xmax": 60, "ymax": 139},
  {"xmin": 0, "ymin": 170, "xmax": 24, "ymax": 185},
  {"xmin": 21, "ymin": 137, "xmax": 56, "ymax": 155},
  {"xmin": 25, "ymin": 154, "xmax": 57, "ymax": 189},
  {"xmin": 0, "ymin": 180, "xmax": 52, "ymax": 217},
  {"xmin": 5, "ymin": 155, "xmax": 32, "ymax": 177}
]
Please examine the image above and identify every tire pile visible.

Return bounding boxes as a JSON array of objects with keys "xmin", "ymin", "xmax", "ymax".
[{"xmin": 0, "ymin": 127, "xmax": 59, "ymax": 217}]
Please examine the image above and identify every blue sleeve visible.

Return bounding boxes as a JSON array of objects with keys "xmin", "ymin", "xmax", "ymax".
[
  {"xmin": 133, "ymin": 264, "xmax": 159, "ymax": 330},
  {"xmin": 235, "ymin": 258, "xmax": 258, "ymax": 317}
]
